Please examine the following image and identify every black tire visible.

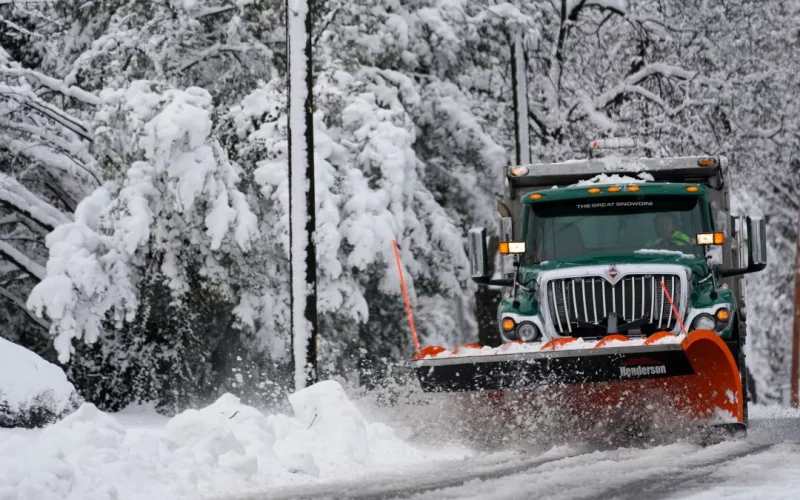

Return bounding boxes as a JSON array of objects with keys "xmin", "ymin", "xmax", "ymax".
[{"xmin": 739, "ymin": 345, "xmax": 749, "ymax": 431}]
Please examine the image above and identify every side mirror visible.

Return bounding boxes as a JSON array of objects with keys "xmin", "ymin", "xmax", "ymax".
[
  {"xmin": 718, "ymin": 214, "xmax": 767, "ymax": 278},
  {"xmin": 746, "ymin": 215, "xmax": 767, "ymax": 267},
  {"xmin": 468, "ymin": 227, "xmax": 514, "ymax": 287},
  {"xmin": 468, "ymin": 227, "xmax": 490, "ymax": 279}
]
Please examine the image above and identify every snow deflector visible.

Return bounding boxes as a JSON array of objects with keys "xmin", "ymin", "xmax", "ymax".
[{"xmin": 413, "ymin": 330, "xmax": 743, "ymax": 423}]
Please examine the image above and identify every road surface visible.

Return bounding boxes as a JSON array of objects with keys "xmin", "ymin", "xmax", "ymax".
[{"xmin": 229, "ymin": 416, "xmax": 800, "ymax": 500}]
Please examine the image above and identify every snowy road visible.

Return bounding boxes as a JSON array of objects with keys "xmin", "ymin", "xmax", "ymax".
[{"xmin": 233, "ymin": 416, "xmax": 800, "ymax": 500}]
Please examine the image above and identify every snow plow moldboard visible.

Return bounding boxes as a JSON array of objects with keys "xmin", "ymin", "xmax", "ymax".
[{"xmin": 412, "ymin": 330, "xmax": 744, "ymax": 424}]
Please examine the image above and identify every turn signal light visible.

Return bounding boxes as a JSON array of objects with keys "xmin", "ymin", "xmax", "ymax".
[
  {"xmin": 499, "ymin": 242, "xmax": 527, "ymax": 255},
  {"xmin": 697, "ymin": 232, "xmax": 725, "ymax": 245},
  {"xmin": 716, "ymin": 309, "xmax": 730, "ymax": 322},
  {"xmin": 502, "ymin": 318, "xmax": 516, "ymax": 331}
]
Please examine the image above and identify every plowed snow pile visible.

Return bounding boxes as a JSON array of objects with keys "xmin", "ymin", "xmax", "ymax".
[{"xmin": 0, "ymin": 380, "xmax": 471, "ymax": 499}]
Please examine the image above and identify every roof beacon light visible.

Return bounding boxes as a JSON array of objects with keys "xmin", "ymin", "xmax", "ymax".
[
  {"xmin": 697, "ymin": 158, "xmax": 717, "ymax": 167},
  {"xmin": 511, "ymin": 166, "xmax": 530, "ymax": 176}
]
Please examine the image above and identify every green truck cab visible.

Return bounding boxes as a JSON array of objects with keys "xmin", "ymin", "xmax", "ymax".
[{"xmin": 468, "ymin": 146, "xmax": 767, "ymax": 400}]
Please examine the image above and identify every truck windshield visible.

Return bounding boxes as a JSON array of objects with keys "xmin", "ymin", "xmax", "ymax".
[{"xmin": 522, "ymin": 195, "xmax": 709, "ymax": 264}]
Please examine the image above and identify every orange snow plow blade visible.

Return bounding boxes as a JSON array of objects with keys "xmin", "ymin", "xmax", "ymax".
[{"xmin": 413, "ymin": 329, "xmax": 743, "ymax": 426}]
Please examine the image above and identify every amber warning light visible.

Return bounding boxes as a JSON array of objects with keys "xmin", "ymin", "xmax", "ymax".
[
  {"xmin": 696, "ymin": 232, "xmax": 725, "ymax": 245},
  {"xmin": 499, "ymin": 242, "xmax": 527, "ymax": 255}
]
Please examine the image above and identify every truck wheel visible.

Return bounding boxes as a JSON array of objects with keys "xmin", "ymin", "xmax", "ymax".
[{"xmin": 739, "ymin": 346, "xmax": 749, "ymax": 429}]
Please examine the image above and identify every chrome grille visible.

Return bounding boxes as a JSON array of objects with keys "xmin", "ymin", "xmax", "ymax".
[{"xmin": 546, "ymin": 274, "xmax": 684, "ymax": 335}]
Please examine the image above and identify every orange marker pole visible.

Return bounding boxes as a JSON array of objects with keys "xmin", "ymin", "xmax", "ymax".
[
  {"xmin": 392, "ymin": 239, "xmax": 420, "ymax": 353},
  {"xmin": 660, "ymin": 279, "xmax": 687, "ymax": 334}
]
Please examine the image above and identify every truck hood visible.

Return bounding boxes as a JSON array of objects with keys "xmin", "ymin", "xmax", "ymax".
[{"xmin": 521, "ymin": 251, "xmax": 709, "ymax": 283}]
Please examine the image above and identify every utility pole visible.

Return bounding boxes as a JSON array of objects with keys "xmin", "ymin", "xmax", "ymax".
[
  {"xmin": 791, "ymin": 205, "xmax": 800, "ymax": 407},
  {"xmin": 286, "ymin": 0, "xmax": 318, "ymax": 391},
  {"xmin": 510, "ymin": 17, "xmax": 530, "ymax": 165}
]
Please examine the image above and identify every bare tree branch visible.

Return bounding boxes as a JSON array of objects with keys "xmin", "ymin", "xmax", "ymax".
[
  {"xmin": 0, "ymin": 239, "xmax": 46, "ymax": 280},
  {"xmin": 0, "ymin": 83, "xmax": 93, "ymax": 140},
  {"xmin": 0, "ymin": 284, "xmax": 51, "ymax": 336},
  {"xmin": 0, "ymin": 172, "xmax": 71, "ymax": 230},
  {"xmin": 0, "ymin": 67, "xmax": 100, "ymax": 106}
]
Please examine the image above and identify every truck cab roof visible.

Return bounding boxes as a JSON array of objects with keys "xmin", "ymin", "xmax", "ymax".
[{"xmin": 506, "ymin": 155, "xmax": 726, "ymax": 196}]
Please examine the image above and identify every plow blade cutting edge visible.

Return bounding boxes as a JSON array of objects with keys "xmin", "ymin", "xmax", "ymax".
[{"xmin": 412, "ymin": 330, "xmax": 743, "ymax": 427}]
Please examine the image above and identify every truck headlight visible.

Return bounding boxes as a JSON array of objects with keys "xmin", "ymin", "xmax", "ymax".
[
  {"xmin": 691, "ymin": 314, "xmax": 716, "ymax": 332},
  {"xmin": 516, "ymin": 322, "xmax": 540, "ymax": 342}
]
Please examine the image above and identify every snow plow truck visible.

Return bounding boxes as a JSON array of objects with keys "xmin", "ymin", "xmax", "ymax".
[{"xmin": 411, "ymin": 140, "xmax": 767, "ymax": 441}]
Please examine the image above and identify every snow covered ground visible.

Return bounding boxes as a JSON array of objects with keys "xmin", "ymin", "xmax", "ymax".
[
  {"xmin": 0, "ymin": 336, "xmax": 80, "ymax": 428},
  {"xmin": 3, "ymin": 381, "xmax": 800, "ymax": 500},
  {"xmin": 0, "ymin": 380, "xmax": 472, "ymax": 500}
]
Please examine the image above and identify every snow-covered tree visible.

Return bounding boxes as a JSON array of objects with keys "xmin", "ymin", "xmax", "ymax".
[{"xmin": 25, "ymin": 82, "xmax": 260, "ymax": 411}]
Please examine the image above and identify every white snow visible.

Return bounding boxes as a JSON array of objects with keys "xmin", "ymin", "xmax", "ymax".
[
  {"xmin": 635, "ymin": 248, "xmax": 696, "ymax": 259},
  {"xmin": 575, "ymin": 172, "xmax": 653, "ymax": 186},
  {"xmin": 0, "ymin": 380, "xmax": 471, "ymax": 500},
  {"xmin": 27, "ymin": 82, "xmax": 259, "ymax": 364},
  {"xmin": 0, "ymin": 337, "xmax": 79, "ymax": 416},
  {"xmin": 0, "ymin": 172, "xmax": 72, "ymax": 229},
  {"xmin": 705, "ymin": 244, "xmax": 724, "ymax": 265},
  {"xmin": 419, "ymin": 333, "xmax": 686, "ymax": 359}
]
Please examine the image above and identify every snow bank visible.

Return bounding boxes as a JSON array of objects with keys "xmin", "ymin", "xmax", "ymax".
[
  {"xmin": 0, "ymin": 337, "xmax": 81, "ymax": 428},
  {"xmin": 0, "ymin": 380, "xmax": 470, "ymax": 499}
]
